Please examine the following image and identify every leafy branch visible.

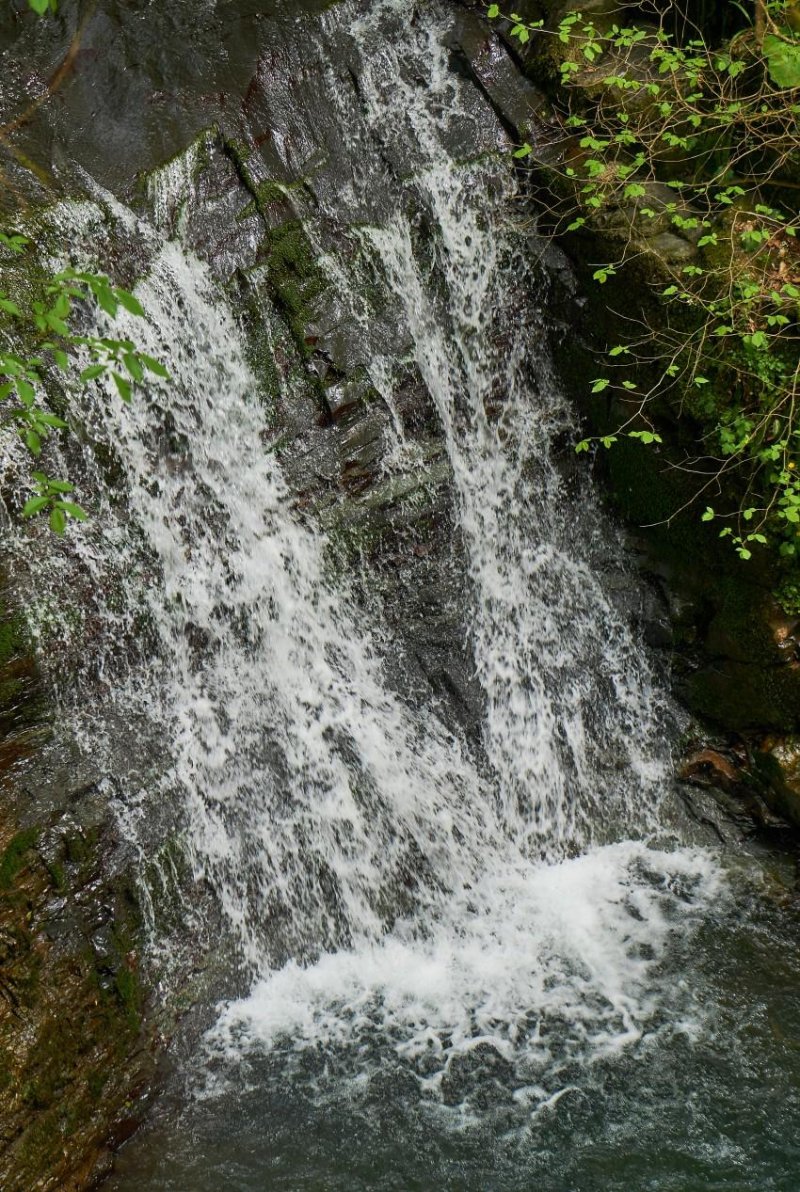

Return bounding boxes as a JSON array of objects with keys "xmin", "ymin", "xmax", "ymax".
[
  {"xmin": 0, "ymin": 233, "xmax": 167, "ymax": 533},
  {"xmin": 487, "ymin": 1, "xmax": 800, "ymax": 575}
]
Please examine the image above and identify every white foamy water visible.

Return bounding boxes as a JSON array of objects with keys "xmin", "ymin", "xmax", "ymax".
[
  {"xmin": 212, "ymin": 841, "xmax": 724, "ymax": 1096},
  {"xmin": 337, "ymin": 0, "xmax": 672, "ymax": 850}
]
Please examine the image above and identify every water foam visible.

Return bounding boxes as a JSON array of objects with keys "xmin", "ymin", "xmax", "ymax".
[{"xmin": 216, "ymin": 841, "xmax": 722, "ymax": 1052}]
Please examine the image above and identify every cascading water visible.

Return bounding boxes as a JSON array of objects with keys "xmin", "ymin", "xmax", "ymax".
[{"xmin": 7, "ymin": 1, "xmax": 800, "ymax": 1189}]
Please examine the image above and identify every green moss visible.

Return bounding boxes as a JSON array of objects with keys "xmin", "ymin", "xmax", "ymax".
[
  {"xmin": 776, "ymin": 575, "xmax": 800, "ymax": 618},
  {"xmin": 264, "ymin": 220, "xmax": 327, "ymax": 351},
  {"xmin": 0, "ymin": 675, "xmax": 25, "ymax": 709},
  {"xmin": 256, "ymin": 180, "xmax": 297, "ymax": 207},
  {"xmin": 686, "ymin": 661, "xmax": 800, "ymax": 732},
  {"xmin": 0, "ymin": 609, "xmax": 25, "ymax": 668},
  {"xmin": 64, "ymin": 826, "xmax": 98, "ymax": 870},
  {"xmin": 46, "ymin": 860, "xmax": 67, "ymax": 894},
  {"xmin": 0, "ymin": 828, "xmax": 38, "ymax": 890},
  {"xmin": 225, "ymin": 137, "xmax": 253, "ymax": 165},
  {"xmin": 227, "ymin": 269, "xmax": 284, "ymax": 409},
  {"xmin": 114, "ymin": 965, "xmax": 141, "ymax": 1031},
  {"xmin": 87, "ymin": 1068, "xmax": 108, "ymax": 1101}
]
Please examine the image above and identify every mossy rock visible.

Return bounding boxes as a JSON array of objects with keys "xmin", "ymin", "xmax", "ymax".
[
  {"xmin": 0, "ymin": 807, "xmax": 153, "ymax": 1192},
  {"xmin": 755, "ymin": 737, "xmax": 800, "ymax": 828}
]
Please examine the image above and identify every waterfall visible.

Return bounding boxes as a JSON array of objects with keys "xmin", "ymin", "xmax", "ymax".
[{"xmin": 4, "ymin": 0, "xmax": 726, "ymax": 1130}]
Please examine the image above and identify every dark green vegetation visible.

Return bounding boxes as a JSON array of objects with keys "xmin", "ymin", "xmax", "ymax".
[
  {"xmin": 490, "ymin": 0, "xmax": 800, "ymax": 594},
  {"xmin": 0, "ymin": 232, "xmax": 167, "ymax": 534}
]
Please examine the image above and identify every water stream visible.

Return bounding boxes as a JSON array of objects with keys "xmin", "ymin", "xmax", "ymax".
[{"xmin": 6, "ymin": 0, "xmax": 800, "ymax": 1188}]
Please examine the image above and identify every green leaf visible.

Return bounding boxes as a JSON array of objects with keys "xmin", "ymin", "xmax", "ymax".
[
  {"xmin": 591, "ymin": 378, "xmax": 610, "ymax": 393},
  {"xmin": 80, "ymin": 364, "xmax": 106, "ymax": 382},
  {"xmin": 575, "ymin": 439, "xmax": 591, "ymax": 453},
  {"xmin": 52, "ymin": 291, "xmax": 70, "ymax": 318},
  {"xmin": 115, "ymin": 288, "xmax": 145, "ymax": 317},
  {"xmin": 763, "ymin": 33, "xmax": 800, "ymax": 89},
  {"xmin": 95, "ymin": 286, "xmax": 118, "ymax": 318},
  {"xmin": 55, "ymin": 501, "xmax": 87, "ymax": 521},
  {"xmin": 16, "ymin": 379, "xmax": 35, "ymax": 406},
  {"xmin": 701, "ymin": 506, "xmax": 715, "ymax": 522},
  {"xmin": 44, "ymin": 312, "xmax": 70, "ymax": 337},
  {"xmin": 112, "ymin": 372, "xmax": 132, "ymax": 403},
  {"xmin": 628, "ymin": 429, "xmax": 662, "ymax": 444},
  {"xmin": 27, "ymin": 0, "xmax": 50, "ymax": 13},
  {"xmin": 123, "ymin": 353, "xmax": 144, "ymax": 382},
  {"xmin": 140, "ymin": 354, "xmax": 169, "ymax": 379},
  {"xmin": 22, "ymin": 495, "xmax": 49, "ymax": 518},
  {"xmin": 49, "ymin": 506, "xmax": 67, "ymax": 535},
  {"xmin": 24, "ymin": 430, "xmax": 41, "ymax": 456},
  {"xmin": 0, "ymin": 232, "xmax": 29, "ymax": 253},
  {"xmin": 513, "ymin": 143, "xmax": 532, "ymax": 159},
  {"xmin": 487, "ymin": 4, "xmax": 500, "ymax": 17}
]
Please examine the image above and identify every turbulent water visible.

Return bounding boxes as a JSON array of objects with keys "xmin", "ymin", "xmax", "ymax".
[{"xmin": 6, "ymin": 1, "xmax": 800, "ymax": 1189}]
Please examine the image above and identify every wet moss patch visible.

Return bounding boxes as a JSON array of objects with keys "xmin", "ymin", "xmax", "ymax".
[{"xmin": 0, "ymin": 827, "xmax": 38, "ymax": 890}]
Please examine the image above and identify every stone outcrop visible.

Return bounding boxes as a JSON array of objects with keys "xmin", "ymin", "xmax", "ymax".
[{"xmin": 0, "ymin": 589, "xmax": 154, "ymax": 1192}]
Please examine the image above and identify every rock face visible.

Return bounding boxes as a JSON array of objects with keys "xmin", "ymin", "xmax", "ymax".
[
  {"xmin": 132, "ymin": 2, "xmax": 531, "ymax": 743},
  {"xmin": 0, "ymin": 590, "xmax": 154, "ymax": 1192}
]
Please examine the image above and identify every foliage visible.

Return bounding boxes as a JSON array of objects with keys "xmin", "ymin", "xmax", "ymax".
[
  {"xmin": 0, "ymin": 233, "xmax": 166, "ymax": 533},
  {"xmin": 488, "ymin": 1, "xmax": 800, "ymax": 569},
  {"xmin": 3, "ymin": 1, "xmax": 166, "ymax": 534}
]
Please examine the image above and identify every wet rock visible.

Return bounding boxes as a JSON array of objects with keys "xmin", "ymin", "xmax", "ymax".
[
  {"xmin": 757, "ymin": 737, "xmax": 800, "ymax": 830},
  {"xmin": 681, "ymin": 746, "xmax": 743, "ymax": 793},
  {"xmin": 144, "ymin": 131, "xmax": 263, "ymax": 277},
  {"xmin": 448, "ymin": 10, "xmax": 549, "ymax": 140},
  {"xmin": 643, "ymin": 231, "xmax": 696, "ymax": 264},
  {"xmin": 0, "ymin": 753, "xmax": 155, "ymax": 1191}
]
